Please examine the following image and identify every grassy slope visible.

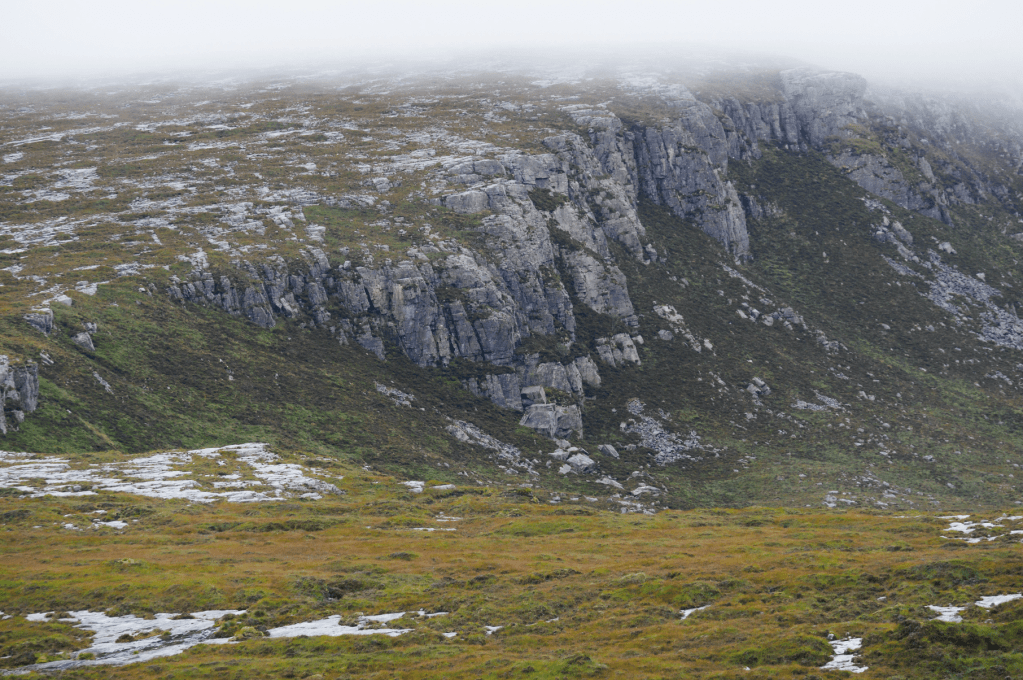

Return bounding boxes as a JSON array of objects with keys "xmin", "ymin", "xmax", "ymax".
[{"xmin": 0, "ymin": 277, "xmax": 548, "ymax": 489}]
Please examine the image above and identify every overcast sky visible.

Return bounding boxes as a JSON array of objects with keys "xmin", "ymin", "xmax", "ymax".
[{"xmin": 3, "ymin": 0, "xmax": 1021, "ymax": 93}]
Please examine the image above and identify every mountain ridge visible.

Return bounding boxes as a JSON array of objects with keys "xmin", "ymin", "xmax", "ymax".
[{"xmin": 1, "ymin": 63, "xmax": 1022, "ymax": 512}]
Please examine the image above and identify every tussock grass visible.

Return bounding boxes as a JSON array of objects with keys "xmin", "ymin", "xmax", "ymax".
[{"xmin": 2, "ymin": 480, "xmax": 1022, "ymax": 677}]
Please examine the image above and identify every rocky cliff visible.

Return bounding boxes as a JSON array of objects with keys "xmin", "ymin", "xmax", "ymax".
[
  {"xmin": 152, "ymin": 67, "xmax": 1022, "ymax": 444},
  {"xmin": 3, "ymin": 62, "xmax": 1023, "ymax": 509}
]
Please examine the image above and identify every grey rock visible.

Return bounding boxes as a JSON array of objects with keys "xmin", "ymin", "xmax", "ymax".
[
  {"xmin": 563, "ymin": 360, "xmax": 584, "ymax": 393},
  {"xmin": 472, "ymin": 159, "xmax": 506, "ymax": 176},
  {"xmin": 777, "ymin": 307, "xmax": 804, "ymax": 326},
  {"xmin": 478, "ymin": 373, "xmax": 523, "ymax": 410},
  {"xmin": 93, "ymin": 372, "xmax": 113, "ymax": 393},
  {"xmin": 747, "ymin": 378, "xmax": 771, "ymax": 397},
  {"xmin": 622, "ymin": 400, "xmax": 704, "ymax": 466},
  {"xmin": 598, "ymin": 444, "xmax": 620, "ymax": 459},
  {"xmin": 832, "ymin": 151, "xmax": 946, "ymax": 221},
  {"xmin": 566, "ymin": 452, "xmax": 597, "ymax": 473},
  {"xmin": 560, "ymin": 249, "xmax": 635, "ymax": 319},
  {"xmin": 444, "ymin": 190, "xmax": 490, "ymax": 214},
  {"xmin": 25, "ymin": 309, "xmax": 53, "ymax": 335},
  {"xmin": 356, "ymin": 326, "xmax": 386, "ymax": 360},
  {"xmin": 632, "ymin": 118, "xmax": 751, "ymax": 259},
  {"xmin": 611, "ymin": 333, "xmax": 641, "ymax": 365},
  {"xmin": 631, "ymin": 484, "xmax": 661, "ymax": 496},
  {"xmin": 780, "ymin": 69, "xmax": 867, "ymax": 147},
  {"xmin": 0, "ymin": 356, "xmax": 39, "ymax": 433},
  {"xmin": 72, "ymin": 332, "xmax": 95, "ymax": 351},
  {"xmin": 918, "ymin": 156, "xmax": 936, "ymax": 182},
  {"xmin": 519, "ymin": 403, "xmax": 583, "ymax": 439},
  {"xmin": 521, "ymin": 360, "xmax": 574, "ymax": 394},
  {"xmin": 520, "ymin": 385, "xmax": 547, "ymax": 406},
  {"xmin": 555, "ymin": 405, "xmax": 583, "ymax": 439},
  {"xmin": 890, "ymin": 221, "xmax": 913, "ymax": 245},
  {"xmin": 573, "ymin": 356, "xmax": 601, "ymax": 388}
]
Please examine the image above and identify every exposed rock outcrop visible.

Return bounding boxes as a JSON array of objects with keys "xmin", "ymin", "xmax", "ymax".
[
  {"xmin": 0, "ymin": 356, "xmax": 39, "ymax": 434},
  {"xmin": 519, "ymin": 403, "xmax": 583, "ymax": 439},
  {"xmin": 25, "ymin": 308, "xmax": 54, "ymax": 336},
  {"xmin": 161, "ymin": 68, "xmax": 1003, "ymax": 438}
]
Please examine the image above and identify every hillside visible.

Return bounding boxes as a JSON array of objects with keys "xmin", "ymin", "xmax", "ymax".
[{"xmin": 2, "ymin": 62, "xmax": 1023, "ymax": 677}]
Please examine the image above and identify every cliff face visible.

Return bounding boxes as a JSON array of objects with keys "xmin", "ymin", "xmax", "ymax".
[{"xmin": 149, "ymin": 67, "xmax": 1023, "ymax": 441}]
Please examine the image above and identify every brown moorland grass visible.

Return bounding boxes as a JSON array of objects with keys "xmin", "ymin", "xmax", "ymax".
[{"xmin": 1, "ymin": 465, "xmax": 1021, "ymax": 678}]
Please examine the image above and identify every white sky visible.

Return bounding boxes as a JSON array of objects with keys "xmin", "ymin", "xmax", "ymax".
[{"xmin": 2, "ymin": 0, "xmax": 1021, "ymax": 93}]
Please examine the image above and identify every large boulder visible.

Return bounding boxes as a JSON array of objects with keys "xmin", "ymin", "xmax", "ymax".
[{"xmin": 519, "ymin": 403, "xmax": 583, "ymax": 439}]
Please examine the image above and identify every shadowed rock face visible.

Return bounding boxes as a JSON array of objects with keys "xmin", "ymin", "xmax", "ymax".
[{"xmin": 0, "ymin": 356, "xmax": 38, "ymax": 434}]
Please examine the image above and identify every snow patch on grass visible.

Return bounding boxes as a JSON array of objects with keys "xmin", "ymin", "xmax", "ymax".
[
  {"xmin": 0, "ymin": 443, "xmax": 340, "ymax": 503},
  {"xmin": 821, "ymin": 637, "xmax": 866, "ymax": 673}
]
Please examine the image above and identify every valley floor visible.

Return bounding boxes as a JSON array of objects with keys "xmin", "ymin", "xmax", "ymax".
[{"xmin": 1, "ymin": 446, "xmax": 1021, "ymax": 679}]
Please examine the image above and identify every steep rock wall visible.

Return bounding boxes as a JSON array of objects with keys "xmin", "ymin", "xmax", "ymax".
[{"xmin": 0, "ymin": 356, "xmax": 39, "ymax": 435}]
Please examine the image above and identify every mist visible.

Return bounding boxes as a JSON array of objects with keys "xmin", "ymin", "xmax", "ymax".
[{"xmin": 3, "ymin": 0, "xmax": 1022, "ymax": 97}]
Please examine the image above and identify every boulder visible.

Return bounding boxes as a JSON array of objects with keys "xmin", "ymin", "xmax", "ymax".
[
  {"xmin": 519, "ymin": 403, "xmax": 583, "ymax": 439},
  {"xmin": 573, "ymin": 356, "xmax": 601, "ymax": 387},
  {"xmin": 520, "ymin": 385, "xmax": 547, "ymax": 406},
  {"xmin": 444, "ymin": 191, "xmax": 490, "ymax": 214},
  {"xmin": 25, "ymin": 309, "xmax": 53, "ymax": 335},
  {"xmin": 566, "ymin": 452, "xmax": 597, "ymax": 473},
  {"xmin": 72, "ymin": 332, "xmax": 95, "ymax": 351}
]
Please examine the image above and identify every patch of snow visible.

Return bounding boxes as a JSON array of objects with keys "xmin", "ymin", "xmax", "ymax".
[
  {"xmin": 94, "ymin": 520, "xmax": 127, "ymax": 529},
  {"xmin": 0, "ymin": 443, "xmax": 340, "ymax": 503},
  {"xmin": 928, "ymin": 605, "xmax": 964, "ymax": 623},
  {"xmin": 409, "ymin": 527, "xmax": 456, "ymax": 532},
  {"xmin": 12, "ymin": 608, "xmax": 443, "ymax": 672},
  {"xmin": 680, "ymin": 605, "xmax": 709, "ymax": 620},
  {"xmin": 976, "ymin": 594, "xmax": 1022, "ymax": 609},
  {"xmin": 821, "ymin": 637, "xmax": 867, "ymax": 673},
  {"xmin": 13, "ymin": 609, "xmax": 245, "ymax": 673},
  {"xmin": 928, "ymin": 593, "xmax": 1022, "ymax": 623},
  {"xmin": 266, "ymin": 613, "xmax": 412, "ymax": 639},
  {"xmin": 940, "ymin": 513, "xmax": 1022, "ymax": 543}
]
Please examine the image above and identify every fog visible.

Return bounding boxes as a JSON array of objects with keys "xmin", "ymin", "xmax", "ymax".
[{"xmin": 3, "ymin": 0, "xmax": 1022, "ymax": 97}]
